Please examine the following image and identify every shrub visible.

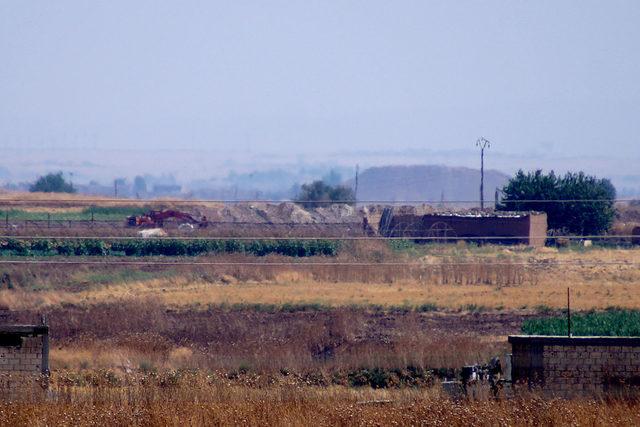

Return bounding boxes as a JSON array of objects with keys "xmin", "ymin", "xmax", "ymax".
[
  {"xmin": 30, "ymin": 239, "xmax": 53, "ymax": 253},
  {"xmin": 295, "ymin": 180, "xmax": 355, "ymax": 208},
  {"xmin": 416, "ymin": 303, "xmax": 439, "ymax": 313},
  {"xmin": 82, "ymin": 239, "xmax": 108, "ymax": 256},
  {"xmin": 3, "ymin": 239, "xmax": 30, "ymax": 256},
  {"xmin": 29, "ymin": 172, "xmax": 76, "ymax": 193},
  {"xmin": 55, "ymin": 240, "xmax": 77, "ymax": 256},
  {"xmin": 348, "ymin": 368, "xmax": 391, "ymax": 388}
]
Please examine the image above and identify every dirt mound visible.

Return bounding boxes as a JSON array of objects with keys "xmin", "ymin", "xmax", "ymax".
[
  {"xmin": 617, "ymin": 203, "xmax": 640, "ymax": 223},
  {"xmin": 200, "ymin": 202, "xmax": 359, "ymax": 224},
  {"xmin": 314, "ymin": 204, "xmax": 356, "ymax": 223},
  {"xmin": 273, "ymin": 203, "xmax": 314, "ymax": 223}
]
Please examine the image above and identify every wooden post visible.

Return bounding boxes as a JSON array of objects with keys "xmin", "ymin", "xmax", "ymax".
[{"xmin": 567, "ymin": 287, "xmax": 571, "ymax": 337}]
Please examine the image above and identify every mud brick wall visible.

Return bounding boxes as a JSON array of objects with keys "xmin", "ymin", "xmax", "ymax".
[
  {"xmin": 528, "ymin": 214, "xmax": 548, "ymax": 248},
  {"xmin": 382, "ymin": 212, "xmax": 548, "ymax": 247},
  {"xmin": 509, "ymin": 336, "xmax": 640, "ymax": 397}
]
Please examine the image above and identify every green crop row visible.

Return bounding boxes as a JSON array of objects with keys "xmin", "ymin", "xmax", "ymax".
[
  {"xmin": 0, "ymin": 238, "xmax": 340, "ymax": 258},
  {"xmin": 0, "ymin": 206, "xmax": 148, "ymax": 221},
  {"xmin": 521, "ymin": 309, "xmax": 640, "ymax": 336}
]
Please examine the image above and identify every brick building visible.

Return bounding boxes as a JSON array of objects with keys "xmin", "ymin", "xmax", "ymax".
[
  {"xmin": 0, "ymin": 325, "xmax": 49, "ymax": 394},
  {"xmin": 509, "ymin": 336, "xmax": 640, "ymax": 397},
  {"xmin": 378, "ymin": 209, "xmax": 548, "ymax": 247}
]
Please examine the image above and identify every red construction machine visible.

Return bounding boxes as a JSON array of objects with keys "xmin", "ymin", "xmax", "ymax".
[{"xmin": 127, "ymin": 210, "xmax": 208, "ymax": 228}]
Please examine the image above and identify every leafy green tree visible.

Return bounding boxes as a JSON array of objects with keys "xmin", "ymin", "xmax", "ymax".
[
  {"xmin": 498, "ymin": 170, "xmax": 616, "ymax": 234},
  {"xmin": 295, "ymin": 180, "xmax": 355, "ymax": 208},
  {"xmin": 29, "ymin": 172, "xmax": 76, "ymax": 193}
]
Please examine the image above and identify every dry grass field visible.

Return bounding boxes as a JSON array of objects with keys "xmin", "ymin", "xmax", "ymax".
[
  {"xmin": 0, "ymin": 246, "xmax": 638, "ymax": 386},
  {"xmin": 2, "ymin": 246, "xmax": 640, "ymax": 312},
  {"xmin": 4, "ymin": 271, "xmax": 640, "ymax": 312},
  {"xmin": 3, "ymin": 377, "xmax": 640, "ymax": 426},
  {"xmin": 2, "ymin": 196, "xmax": 640, "ymax": 423}
]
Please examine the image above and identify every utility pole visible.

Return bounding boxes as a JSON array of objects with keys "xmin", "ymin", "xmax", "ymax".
[
  {"xmin": 114, "ymin": 179, "xmax": 118, "ymax": 198},
  {"xmin": 476, "ymin": 137, "xmax": 491, "ymax": 209},
  {"xmin": 354, "ymin": 164, "xmax": 359, "ymax": 203}
]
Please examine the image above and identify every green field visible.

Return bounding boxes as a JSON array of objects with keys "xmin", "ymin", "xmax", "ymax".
[
  {"xmin": 522, "ymin": 309, "xmax": 640, "ymax": 336},
  {"xmin": 0, "ymin": 237, "xmax": 341, "ymax": 257},
  {"xmin": 0, "ymin": 206, "xmax": 148, "ymax": 221}
]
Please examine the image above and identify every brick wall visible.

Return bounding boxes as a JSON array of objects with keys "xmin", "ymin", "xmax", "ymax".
[
  {"xmin": 0, "ymin": 325, "xmax": 49, "ymax": 396},
  {"xmin": 381, "ymin": 212, "xmax": 548, "ymax": 247},
  {"xmin": 528, "ymin": 213, "xmax": 548, "ymax": 248},
  {"xmin": 0, "ymin": 335, "xmax": 45, "ymax": 373},
  {"xmin": 509, "ymin": 336, "xmax": 640, "ymax": 398}
]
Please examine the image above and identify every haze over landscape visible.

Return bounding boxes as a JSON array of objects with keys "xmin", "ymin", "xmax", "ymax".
[
  {"xmin": 2, "ymin": 1, "xmax": 640, "ymax": 196},
  {"xmin": 5, "ymin": 3, "xmax": 640, "ymax": 424}
]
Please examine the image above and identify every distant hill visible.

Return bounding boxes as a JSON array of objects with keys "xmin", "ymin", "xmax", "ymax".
[{"xmin": 354, "ymin": 165, "xmax": 510, "ymax": 204}]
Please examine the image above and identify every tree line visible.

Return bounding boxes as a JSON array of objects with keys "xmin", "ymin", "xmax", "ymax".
[
  {"xmin": 26, "ymin": 169, "xmax": 618, "ymax": 235},
  {"xmin": 499, "ymin": 170, "xmax": 616, "ymax": 235}
]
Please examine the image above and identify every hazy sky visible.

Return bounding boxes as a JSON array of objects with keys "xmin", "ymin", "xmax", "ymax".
[{"xmin": 2, "ymin": 1, "xmax": 640, "ymax": 162}]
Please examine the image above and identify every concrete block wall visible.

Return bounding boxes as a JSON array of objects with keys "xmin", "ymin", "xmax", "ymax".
[
  {"xmin": 510, "ymin": 336, "xmax": 640, "ymax": 398},
  {"xmin": 0, "ymin": 325, "xmax": 49, "ymax": 396},
  {"xmin": 0, "ymin": 335, "xmax": 44, "ymax": 373}
]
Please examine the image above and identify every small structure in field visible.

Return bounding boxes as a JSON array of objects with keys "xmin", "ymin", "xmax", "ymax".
[
  {"xmin": 509, "ymin": 335, "xmax": 640, "ymax": 398},
  {"xmin": 0, "ymin": 324, "xmax": 49, "ymax": 394},
  {"xmin": 138, "ymin": 228, "xmax": 168, "ymax": 238},
  {"xmin": 375, "ymin": 208, "xmax": 547, "ymax": 247}
]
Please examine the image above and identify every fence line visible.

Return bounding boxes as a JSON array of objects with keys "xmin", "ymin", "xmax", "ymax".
[
  {"xmin": 0, "ymin": 259, "xmax": 636, "ymax": 267},
  {"xmin": 0, "ymin": 198, "xmax": 633, "ymax": 204},
  {"xmin": 0, "ymin": 234, "xmax": 635, "ymax": 241}
]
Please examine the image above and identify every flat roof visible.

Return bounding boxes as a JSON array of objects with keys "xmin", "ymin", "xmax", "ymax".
[
  {"xmin": 426, "ymin": 211, "xmax": 545, "ymax": 219},
  {"xmin": 389, "ymin": 210, "xmax": 545, "ymax": 219},
  {"xmin": 0, "ymin": 325, "xmax": 48, "ymax": 335},
  {"xmin": 509, "ymin": 335, "xmax": 640, "ymax": 346}
]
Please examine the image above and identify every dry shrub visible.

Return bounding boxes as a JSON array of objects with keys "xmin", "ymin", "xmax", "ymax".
[
  {"xmin": 168, "ymin": 347, "xmax": 194, "ymax": 367},
  {"xmin": 7, "ymin": 302, "xmax": 517, "ymax": 374}
]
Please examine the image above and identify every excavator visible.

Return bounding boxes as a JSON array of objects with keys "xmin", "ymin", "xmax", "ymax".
[{"xmin": 127, "ymin": 210, "xmax": 208, "ymax": 228}]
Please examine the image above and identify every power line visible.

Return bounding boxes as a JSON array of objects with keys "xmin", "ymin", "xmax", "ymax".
[
  {"xmin": 0, "ymin": 259, "xmax": 635, "ymax": 267},
  {"xmin": 0, "ymin": 235, "xmax": 635, "ymax": 240},
  {"xmin": 0, "ymin": 198, "xmax": 633, "ymax": 204}
]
